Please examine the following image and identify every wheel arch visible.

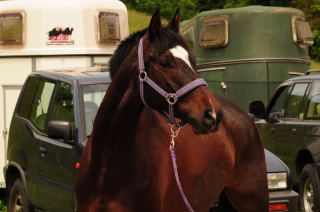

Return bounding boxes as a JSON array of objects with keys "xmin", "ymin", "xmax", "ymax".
[
  {"xmin": 5, "ymin": 161, "xmax": 27, "ymax": 195},
  {"xmin": 296, "ymin": 149, "xmax": 315, "ymax": 175}
]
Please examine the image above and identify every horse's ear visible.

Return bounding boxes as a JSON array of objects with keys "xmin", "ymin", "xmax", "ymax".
[
  {"xmin": 166, "ymin": 8, "xmax": 180, "ymax": 33},
  {"xmin": 147, "ymin": 9, "xmax": 161, "ymax": 39}
]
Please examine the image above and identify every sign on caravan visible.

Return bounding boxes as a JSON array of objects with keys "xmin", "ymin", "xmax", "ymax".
[{"xmin": 0, "ymin": 0, "xmax": 129, "ymax": 188}]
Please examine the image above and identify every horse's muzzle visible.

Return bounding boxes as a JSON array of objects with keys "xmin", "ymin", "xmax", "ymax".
[{"xmin": 189, "ymin": 108, "xmax": 223, "ymax": 135}]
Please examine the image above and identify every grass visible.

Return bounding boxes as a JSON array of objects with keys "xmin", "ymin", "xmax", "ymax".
[
  {"xmin": 311, "ymin": 60, "xmax": 320, "ymax": 69},
  {"xmin": 127, "ymin": 9, "xmax": 168, "ymax": 34}
]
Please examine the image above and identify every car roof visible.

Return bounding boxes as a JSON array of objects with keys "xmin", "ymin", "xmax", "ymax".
[
  {"xmin": 30, "ymin": 67, "xmax": 111, "ymax": 85},
  {"xmin": 284, "ymin": 69, "xmax": 320, "ymax": 83}
]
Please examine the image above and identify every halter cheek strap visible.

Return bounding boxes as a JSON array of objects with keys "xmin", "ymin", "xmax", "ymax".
[{"xmin": 138, "ymin": 38, "xmax": 207, "ymax": 127}]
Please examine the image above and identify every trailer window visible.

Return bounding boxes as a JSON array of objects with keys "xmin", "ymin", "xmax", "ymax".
[
  {"xmin": 98, "ymin": 12, "xmax": 120, "ymax": 43},
  {"xmin": 0, "ymin": 13, "xmax": 23, "ymax": 45},
  {"xmin": 292, "ymin": 16, "xmax": 314, "ymax": 47},
  {"xmin": 199, "ymin": 17, "xmax": 228, "ymax": 48}
]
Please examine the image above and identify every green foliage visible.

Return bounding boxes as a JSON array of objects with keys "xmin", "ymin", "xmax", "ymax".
[
  {"xmin": 312, "ymin": 0, "xmax": 320, "ymax": 11},
  {"xmin": 196, "ymin": 0, "xmax": 226, "ymax": 12},
  {"xmin": 292, "ymin": 0, "xmax": 320, "ymax": 61},
  {"xmin": 0, "ymin": 206, "xmax": 6, "ymax": 212},
  {"xmin": 122, "ymin": 0, "xmax": 198, "ymax": 20},
  {"xmin": 224, "ymin": 0, "xmax": 250, "ymax": 8},
  {"xmin": 224, "ymin": 0, "xmax": 292, "ymax": 8},
  {"xmin": 310, "ymin": 30, "xmax": 320, "ymax": 61}
]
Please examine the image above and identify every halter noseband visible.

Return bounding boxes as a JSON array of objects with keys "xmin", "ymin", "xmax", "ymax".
[{"xmin": 138, "ymin": 37, "xmax": 208, "ymax": 127}]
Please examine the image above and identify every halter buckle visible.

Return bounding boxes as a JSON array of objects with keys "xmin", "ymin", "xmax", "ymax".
[
  {"xmin": 139, "ymin": 71, "xmax": 148, "ymax": 81},
  {"xmin": 166, "ymin": 93, "xmax": 177, "ymax": 105}
]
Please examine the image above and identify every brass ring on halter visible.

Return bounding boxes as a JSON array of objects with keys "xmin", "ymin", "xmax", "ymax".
[
  {"xmin": 139, "ymin": 71, "xmax": 148, "ymax": 81},
  {"xmin": 166, "ymin": 93, "xmax": 178, "ymax": 104}
]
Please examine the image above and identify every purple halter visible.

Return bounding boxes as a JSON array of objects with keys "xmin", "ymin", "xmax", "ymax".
[
  {"xmin": 138, "ymin": 37, "xmax": 208, "ymax": 212},
  {"xmin": 138, "ymin": 37, "xmax": 207, "ymax": 127}
]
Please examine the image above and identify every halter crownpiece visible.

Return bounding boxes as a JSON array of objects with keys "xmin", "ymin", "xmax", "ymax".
[{"xmin": 138, "ymin": 37, "xmax": 208, "ymax": 127}]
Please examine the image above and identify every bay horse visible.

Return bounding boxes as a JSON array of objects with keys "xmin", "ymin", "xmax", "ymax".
[{"xmin": 75, "ymin": 9, "xmax": 268, "ymax": 212}]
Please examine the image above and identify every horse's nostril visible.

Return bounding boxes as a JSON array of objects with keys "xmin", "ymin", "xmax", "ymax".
[{"xmin": 204, "ymin": 109, "xmax": 216, "ymax": 121}]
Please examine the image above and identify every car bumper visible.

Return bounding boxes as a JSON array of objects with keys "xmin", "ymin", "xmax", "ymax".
[{"xmin": 269, "ymin": 189, "xmax": 299, "ymax": 212}]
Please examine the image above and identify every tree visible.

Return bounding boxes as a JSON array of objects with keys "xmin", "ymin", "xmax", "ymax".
[
  {"xmin": 224, "ymin": 0, "xmax": 292, "ymax": 8},
  {"xmin": 121, "ymin": 0, "xmax": 198, "ymax": 20},
  {"xmin": 196, "ymin": 0, "xmax": 226, "ymax": 12}
]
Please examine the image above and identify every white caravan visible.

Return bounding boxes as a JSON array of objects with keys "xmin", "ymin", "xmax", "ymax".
[{"xmin": 0, "ymin": 0, "xmax": 129, "ymax": 188}]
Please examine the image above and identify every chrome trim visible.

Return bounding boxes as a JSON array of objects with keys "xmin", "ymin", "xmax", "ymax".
[
  {"xmin": 197, "ymin": 58, "xmax": 310, "ymax": 68},
  {"xmin": 198, "ymin": 67, "xmax": 226, "ymax": 72}
]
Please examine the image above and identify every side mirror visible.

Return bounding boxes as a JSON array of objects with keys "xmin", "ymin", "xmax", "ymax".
[
  {"xmin": 48, "ymin": 120, "xmax": 74, "ymax": 145},
  {"xmin": 249, "ymin": 101, "xmax": 266, "ymax": 119}
]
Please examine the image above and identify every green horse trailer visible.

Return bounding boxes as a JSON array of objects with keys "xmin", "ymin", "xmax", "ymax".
[{"xmin": 180, "ymin": 6, "xmax": 313, "ymax": 111}]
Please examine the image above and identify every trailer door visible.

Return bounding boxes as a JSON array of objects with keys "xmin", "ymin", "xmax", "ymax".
[{"xmin": 1, "ymin": 85, "xmax": 22, "ymax": 187}]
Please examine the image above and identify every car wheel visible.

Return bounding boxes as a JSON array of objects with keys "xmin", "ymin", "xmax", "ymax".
[
  {"xmin": 8, "ymin": 178, "xmax": 32, "ymax": 212},
  {"xmin": 299, "ymin": 164, "xmax": 320, "ymax": 212}
]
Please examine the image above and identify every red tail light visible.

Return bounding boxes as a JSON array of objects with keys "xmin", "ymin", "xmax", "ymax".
[{"xmin": 269, "ymin": 203, "xmax": 288, "ymax": 211}]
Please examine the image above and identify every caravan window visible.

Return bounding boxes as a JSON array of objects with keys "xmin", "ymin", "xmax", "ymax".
[
  {"xmin": 292, "ymin": 16, "xmax": 314, "ymax": 47},
  {"xmin": 199, "ymin": 17, "xmax": 228, "ymax": 48},
  {"xmin": 98, "ymin": 12, "xmax": 120, "ymax": 43},
  {"xmin": 0, "ymin": 13, "xmax": 23, "ymax": 45}
]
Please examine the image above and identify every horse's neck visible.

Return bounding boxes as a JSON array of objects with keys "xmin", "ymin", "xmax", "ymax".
[{"xmin": 90, "ymin": 69, "xmax": 143, "ymax": 156}]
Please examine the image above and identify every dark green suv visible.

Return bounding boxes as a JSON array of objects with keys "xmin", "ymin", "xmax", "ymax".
[
  {"xmin": 4, "ymin": 68, "xmax": 110, "ymax": 212},
  {"xmin": 250, "ymin": 71, "xmax": 320, "ymax": 212}
]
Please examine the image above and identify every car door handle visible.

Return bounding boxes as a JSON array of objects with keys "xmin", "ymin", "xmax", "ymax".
[
  {"xmin": 39, "ymin": 146, "xmax": 47, "ymax": 152},
  {"xmin": 39, "ymin": 146, "xmax": 48, "ymax": 157},
  {"xmin": 291, "ymin": 128, "xmax": 297, "ymax": 134}
]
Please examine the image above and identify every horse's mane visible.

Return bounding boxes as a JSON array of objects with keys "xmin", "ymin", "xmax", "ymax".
[{"xmin": 109, "ymin": 26, "xmax": 188, "ymax": 79}]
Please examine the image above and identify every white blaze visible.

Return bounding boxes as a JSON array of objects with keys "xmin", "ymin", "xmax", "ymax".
[{"xmin": 169, "ymin": 45, "xmax": 193, "ymax": 70}]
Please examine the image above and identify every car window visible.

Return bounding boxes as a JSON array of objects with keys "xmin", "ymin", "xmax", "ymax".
[
  {"xmin": 82, "ymin": 84, "xmax": 108, "ymax": 136},
  {"xmin": 29, "ymin": 79, "xmax": 56, "ymax": 131},
  {"xmin": 269, "ymin": 86, "xmax": 290, "ymax": 118},
  {"xmin": 50, "ymin": 82, "xmax": 75, "ymax": 123},
  {"xmin": 306, "ymin": 81, "xmax": 320, "ymax": 119},
  {"xmin": 17, "ymin": 77, "xmax": 39, "ymax": 118},
  {"xmin": 284, "ymin": 83, "xmax": 309, "ymax": 119}
]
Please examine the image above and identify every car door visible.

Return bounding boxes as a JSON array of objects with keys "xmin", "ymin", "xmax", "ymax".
[
  {"xmin": 37, "ymin": 81, "xmax": 80, "ymax": 212},
  {"xmin": 302, "ymin": 80, "xmax": 320, "ymax": 164},
  {"xmin": 21, "ymin": 78, "xmax": 57, "ymax": 207},
  {"xmin": 262, "ymin": 82, "xmax": 310, "ymax": 182}
]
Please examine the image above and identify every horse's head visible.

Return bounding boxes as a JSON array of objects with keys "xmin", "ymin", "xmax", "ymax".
[{"xmin": 139, "ymin": 9, "xmax": 223, "ymax": 134}]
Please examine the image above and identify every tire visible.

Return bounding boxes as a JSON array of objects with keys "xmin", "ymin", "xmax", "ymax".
[
  {"xmin": 8, "ymin": 178, "xmax": 32, "ymax": 212},
  {"xmin": 299, "ymin": 164, "xmax": 320, "ymax": 212}
]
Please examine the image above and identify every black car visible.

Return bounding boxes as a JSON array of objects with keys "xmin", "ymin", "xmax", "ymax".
[
  {"xmin": 5, "ymin": 67, "xmax": 298, "ymax": 211},
  {"xmin": 250, "ymin": 71, "xmax": 320, "ymax": 212}
]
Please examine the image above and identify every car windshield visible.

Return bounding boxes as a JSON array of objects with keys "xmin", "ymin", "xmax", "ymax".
[{"xmin": 82, "ymin": 83, "xmax": 108, "ymax": 136}]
